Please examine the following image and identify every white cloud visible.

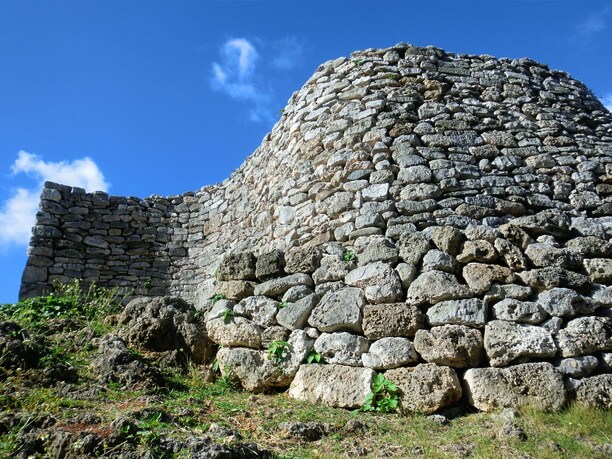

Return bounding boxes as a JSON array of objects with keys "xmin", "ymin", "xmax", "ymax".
[
  {"xmin": 572, "ymin": 6, "xmax": 611, "ymax": 42},
  {"xmin": 0, "ymin": 151, "xmax": 109, "ymax": 247},
  {"xmin": 603, "ymin": 94, "xmax": 612, "ymax": 113},
  {"xmin": 210, "ymin": 36, "xmax": 304, "ymax": 123},
  {"xmin": 271, "ymin": 36, "xmax": 304, "ymax": 70}
]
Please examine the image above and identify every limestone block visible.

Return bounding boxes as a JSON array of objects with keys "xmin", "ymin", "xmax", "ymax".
[
  {"xmin": 456, "ymin": 240, "xmax": 498, "ymax": 264},
  {"xmin": 491, "ymin": 299, "xmax": 547, "ymax": 324},
  {"xmin": 484, "ymin": 320, "xmax": 556, "ymax": 367},
  {"xmin": 385, "ymin": 364, "xmax": 462, "ymax": 414},
  {"xmin": 464, "ymin": 363, "xmax": 566, "ymax": 412},
  {"xmin": 207, "ymin": 317, "xmax": 262, "ymax": 349},
  {"xmin": 215, "ymin": 280, "xmax": 256, "ymax": 301},
  {"xmin": 430, "ymin": 226, "xmax": 463, "ymax": 255},
  {"xmin": 414, "ymin": 325, "xmax": 483, "ymax": 368},
  {"xmin": 422, "ymin": 249, "xmax": 457, "ymax": 273},
  {"xmin": 494, "ymin": 238, "xmax": 527, "ymax": 270},
  {"xmin": 406, "ymin": 270, "xmax": 471, "ymax": 306},
  {"xmin": 276, "ymin": 293, "xmax": 319, "ymax": 330},
  {"xmin": 397, "ymin": 232, "xmax": 431, "ymax": 265},
  {"xmin": 255, "ymin": 250, "xmax": 285, "ymax": 281},
  {"xmin": 362, "ymin": 337, "xmax": 418, "ymax": 370},
  {"xmin": 518, "ymin": 267, "xmax": 590, "ymax": 293},
  {"xmin": 308, "ymin": 287, "xmax": 365, "ymax": 333},
  {"xmin": 255, "ymin": 273, "xmax": 314, "ymax": 298},
  {"xmin": 234, "ymin": 296, "xmax": 279, "ymax": 327},
  {"xmin": 344, "ymin": 262, "xmax": 403, "ymax": 304},
  {"xmin": 556, "ymin": 316, "xmax": 612, "ymax": 357},
  {"xmin": 314, "ymin": 332, "xmax": 368, "ymax": 366},
  {"xmin": 362, "ymin": 303, "xmax": 425, "ymax": 339},
  {"xmin": 312, "ymin": 256, "xmax": 350, "ymax": 283},
  {"xmin": 555, "ymin": 356, "xmax": 599, "ymax": 378},
  {"xmin": 536, "ymin": 288, "xmax": 593, "ymax": 317},
  {"xmin": 217, "ymin": 252, "xmax": 256, "ymax": 281},
  {"xmin": 576, "ymin": 374, "xmax": 612, "ymax": 409},
  {"xmin": 426, "ymin": 298, "xmax": 486, "ymax": 327},
  {"xmin": 357, "ymin": 238, "xmax": 399, "ymax": 266},
  {"xmin": 583, "ymin": 258, "xmax": 612, "ymax": 284},
  {"xmin": 463, "ymin": 263, "xmax": 515, "ymax": 295},
  {"xmin": 288, "ymin": 364, "xmax": 375, "ymax": 409},
  {"xmin": 524, "ymin": 243, "xmax": 581, "ymax": 269},
  {"xmin": 285, "ymin": 246, "xmax": 322, "ymax": 274}
]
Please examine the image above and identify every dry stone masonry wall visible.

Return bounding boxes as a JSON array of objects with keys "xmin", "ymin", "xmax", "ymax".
[{"xmin": 21, "ymin": 44, "xmax": 612, "ymax": 412}]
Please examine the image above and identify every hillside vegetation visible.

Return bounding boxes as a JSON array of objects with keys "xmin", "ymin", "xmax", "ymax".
[{"xmin": 1, "ymin": 282, "xmax": 610, "ymax": 458}]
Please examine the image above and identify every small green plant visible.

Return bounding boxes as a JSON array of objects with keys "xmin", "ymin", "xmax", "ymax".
[
  {"xmin": 354, "ymin": 58, "xmax": 363, "ymax": 66},
  {"xmin": 305, "ymin": 347, "xmax": 324, "ymax": 364},
  {"xmin": 221, "ymin": 309, "xmax": 234, "ymax": 324},
  {"xmin": 278, "ymin": 301, "xmax": 289, "ymax": 309},
  {"xmin": 385, "ymin": 73, "xmax": 400, "ymax": 80},
  {"xmin": 143, "ymin": 277, "xmax": 153, "ymax": 291},
  {"xmin": 267, "ymin": 340, "xmax": 291, "ymax": 366},
  {"xmin": 209, "ymin": 293, "xmax": 226, "ymax": 303},
  {"xmin": 360, "ymin": 373, "xmax": 400, "ymax": 413},
  {"xmin": 342, "ymin": 249, "xmax": 356, "ymax": 262}
]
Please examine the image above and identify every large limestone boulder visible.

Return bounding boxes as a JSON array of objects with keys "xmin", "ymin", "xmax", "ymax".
[
  {"xmin": 385, "ymin": 364, "xmax": 462, "ymax": 414},
  {"xmin": 537, "ymin": 288, "xmax": 593, "ymax": 317},
  {"xmin": 361, "ymin": 337, "xmax": 418, "ymax": 369},
  {"xmin": 575, "ymin": 374, "xmax": 612, "ymax": 409},
  {"xmin": 463, "ymin": 362, "xmax": 566, "ymax": 412},
  {"xmin": 308, "ymin": 287, "xmax": 365, "ymax": 333},
  {"xmin": 217, "ymin": 252, "xmax": 256, "ymax": 281},
  {"xmin": 362, "ymin": 303, "xmax": 425, "ymax": 339},
  {"xmin": 217, "ymin": 330, "xmax": 313, "ymax": 392},
  {"xmin": 254, "ymin": 273, "xmax": 314, "ymax": 298},
  {"xmin": 556, "ymin": 316, "xmax": 612, "ymax": 357},
  {"xmin": 344, "ymin": 262, "xmax": 403, "ymax": 304},
  {"xmin": 118, "ymin": 296, "xmax": 213, "ymax": 363},
  {"xmin": 484, "ymin": 320, "xmax": 556, "ymax": 367},
  {"xmin": 288, "ymin": 364, "xmax": 375, "ymax": 409},
  {"xmin": 491, "ymin": 299, "xmax": 546, "ymax": 324},
  {"xmin": 462, "ymin": 263, "xmax": 515, "ymax": 294},
  {"xmin": 414, "ymin": 325, "xmax": 483, "ymax": 368}
]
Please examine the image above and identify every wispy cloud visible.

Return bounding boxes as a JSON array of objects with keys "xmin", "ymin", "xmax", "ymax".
[
  {"xmin": 0, "ymin": 151, "xmax": 109, "ymax": 246},
  {"xmin": 571, "ymin": 6, "xmax": 611, "ymax": 42},
  {"xmin": 210, "ymin": 36, "xmax": 304, "ymax": 123},
  {"xmin": 603, "ymin": 94, "xmax": 612, "ymax": 113}
]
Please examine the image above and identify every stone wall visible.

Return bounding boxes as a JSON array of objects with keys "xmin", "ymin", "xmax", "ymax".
[{"xmin": 20, "ymin": 43, "xmax": 612, "ymax": 412}]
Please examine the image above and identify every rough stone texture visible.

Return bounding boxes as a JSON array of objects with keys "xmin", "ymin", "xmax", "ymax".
[
  {"xmin": 556, "ymin": 356, "xmax": 599, "ymax": 378},
  {"xmin": 206, "ymin": 317, "xmax": 262, "ymax": 349},
  {"xmin": 386, "ymin": 364, "xmax": 462, "ymax": 414},
  {"xmin": 414, "ymin": 325, "xmax": 483, "ymax": 368},
  {"xmin": 344, "ymin": 262, "xmax": 403, "ymax": 304},
  {"xmin": 362, "ymin": 303, "xmax": 425, "ymax": 339},
  {"xmin": 288, "ymin": 364, "xmax": 374, "ymax": 409},
  {"xmin": 18, "ymin": 44, "xmax": 612, "ymax": 413},
  {"xmin": 426, "ymin": 298, "xmax": 486, "ymax": 327},
  {"xmin": 464, "ymin": 363, "xmax": 567, "ymax": 412},
  {"xmin": 491, "ymin": 299, "xmax": 546, "ymax": 324},
  {"xmin": 234, "ymin": 296, "xmax": 279, "ymax": 327},
  {"xmin": 276, "ymin": 293, "xmax": 318, "ymax": 330},
  {"xmin": 484, "ymin": 320, "xmax": 556, "ymax": 367},
  {"xmin": 406, "ymin": 271, "xmax": 471, "ymax": 305},
  {"xmin": 118, "ymin": 296, "xmax": 213, "ymax": 363},
  {"xmin": 575, "ymin": 374, "xmax": 612, "ymax": 409},
  {"xmin": 556, "ymin": 316, "xmax": 612, "ymax": 357},
  {"xmin": 308, "ymin": 287, "xmax": 365, "ymax": 333},
  {"xmin": 362, "ymin": 337, "xmax": 418, "ymax": 369},
  {"xmin": 314, "ymin": 332, "xmax": 368, "ymax": 366}
]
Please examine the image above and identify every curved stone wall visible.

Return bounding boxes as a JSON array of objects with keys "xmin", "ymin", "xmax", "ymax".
[{"xmin": 20, "ymin": 43, "xmax": 612, "ymax": 411}]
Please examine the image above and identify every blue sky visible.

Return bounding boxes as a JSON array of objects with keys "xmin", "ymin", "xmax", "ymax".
[{"xmin": 1, "ymin": 0, "xmax": 611, "ymax": 303}]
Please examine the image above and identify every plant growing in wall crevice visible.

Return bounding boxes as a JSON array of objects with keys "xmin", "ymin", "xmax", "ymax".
[
  {"xmin": 360, "ymin": 372, "xmax": 400, "ymax": 413},
  {"xmin": 267, "ymin": 340, "xmax": 291, "ymax": 367},
  {"xmin": 305, "ymin": 347, "xmax": 324, "ymax": 364},
  {"xmin": 342, "ymin": 249, "xmax": 356, "ymax": 263}
]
